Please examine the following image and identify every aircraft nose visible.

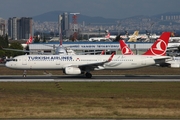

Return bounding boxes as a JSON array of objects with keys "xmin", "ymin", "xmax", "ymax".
[{"xmin": 5, "ymin": 62, "xmax": 11, "ymax": 68}]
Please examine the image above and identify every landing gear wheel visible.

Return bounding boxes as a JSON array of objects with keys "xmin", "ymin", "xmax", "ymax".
[
  {"xmin": 85, "ymin": 72, "xmax": 92, "ymax": 78},
  {"xmin": 23, "ymin": 74, "xmax": 26, "ymax": 77},
  {"xmin": 23, "ymin": 70, "xmax": 27, "ymax": 77}
]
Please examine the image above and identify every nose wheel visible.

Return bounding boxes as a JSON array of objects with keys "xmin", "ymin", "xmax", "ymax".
[{"xmin": 85, "ymin": 72, "xmax": 92, "ymax": 78}]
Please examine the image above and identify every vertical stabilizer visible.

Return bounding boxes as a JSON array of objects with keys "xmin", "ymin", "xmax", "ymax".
[
  {"xmin": 26, "ymin": 36, "xmax": 33, "ymax": 44},
  {"xmin": 143, "ymin": 32, "xmax": 171, "ymax": 56},
  {"xmin": 127, "ymin": 31, "xmax": 139, "ymax": 42},
  {"xmin": 119, "ymin": 40, "xmax": 134, "ymax": 55}
]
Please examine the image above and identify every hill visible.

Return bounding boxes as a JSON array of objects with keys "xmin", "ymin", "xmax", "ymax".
[
  {"xmin": 32, "ymin": 11, "xmax": 180, "ymax": 24},
  {"xmin": 33, "ymin": 10, "xmax": 119, "ymax": 24}
]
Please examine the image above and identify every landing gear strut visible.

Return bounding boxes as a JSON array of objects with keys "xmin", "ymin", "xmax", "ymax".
[
  {"xmin": 85, "ymin": 72, "xmax": 92, "ymax": 78},
  {"xmin": 23, "ymin": 70, "xmax": 27, "ymax": 77}
]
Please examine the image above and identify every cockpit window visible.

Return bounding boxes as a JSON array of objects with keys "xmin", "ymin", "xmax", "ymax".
[{"xmin": 6, "ymin": 59, "xmax": 17, "ymax": 62}]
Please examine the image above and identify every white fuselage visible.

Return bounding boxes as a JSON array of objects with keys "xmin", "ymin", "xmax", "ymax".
[
  {"xmin": 5, "ymin": 54, "xmax": 169, "ymax": 70},
  {"xmin": 88, "ymin": 37, "xmax": 111, "ymax": 42}
]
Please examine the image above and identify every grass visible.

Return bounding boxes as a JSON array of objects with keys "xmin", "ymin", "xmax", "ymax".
[
  {"xmin": 1, "ymin": 65, "xmax": 180, "ymax": 118},
  {"xmin": 0, "ymin": 82, "xmax": 180, "ymax": 118}
]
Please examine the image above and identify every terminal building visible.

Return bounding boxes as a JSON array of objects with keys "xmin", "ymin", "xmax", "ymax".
[{"xmin": 28, "ymin": 41, "xmax": 180, "ymax": 55}]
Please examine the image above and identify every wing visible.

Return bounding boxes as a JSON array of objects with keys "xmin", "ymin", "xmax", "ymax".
[
  {"xmin": 154, "ymin": 56, "xmax": 172, "ymax": 64},
  {"xmin": 2, "ymin": 48, "xmax": 30, "ymax": 53},
  {"xmin": 2, "ymin": 47, "xmax": 52, "ymax": 55}
]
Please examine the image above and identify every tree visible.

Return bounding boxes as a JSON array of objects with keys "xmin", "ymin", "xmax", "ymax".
[
  {"xmin": 34, "ymin": 36, "xmax": 40, "ymax": 43},
  {"xmin": 0, "ymin": 34, "xmax": 8, "ymax": 48},
  {"xmin": 4, "ymin": 34, "xmax": 9, "ymax": 48},
  {"xmin": 0, "ymin": 35, "xmax": 6, "ymax": 47},
  {"xmin": 24, "ymin": 45, "xmax": 30, "ymax": 55},
  {"xmin": 43, "ymin": 36, "xmax": 46, "ymax": 43},
  {"xmin": 0, "ymin": 50, "xmax": 5, "ymax": 57},
  {"xmin": 8, "ymin": 42, "xmax": 24, "ymax": 57}
]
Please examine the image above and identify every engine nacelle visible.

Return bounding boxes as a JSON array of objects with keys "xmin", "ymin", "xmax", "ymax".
[
  {"xmin": 158, "ymin": 63, "xmax": 170, "ymax": 67},
  {"xmin": 170, "ymin": 63, "xmax": 180, "ymax": 68},
  {"xmin": 64, "ymin": 67, "xmax": 81, "ymax": 75},
  {"xmin": 94, "ymin": 66, "xmax": 105, "ymax": 70}
]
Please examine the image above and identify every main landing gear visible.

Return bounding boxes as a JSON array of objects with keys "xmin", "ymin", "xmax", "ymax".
[{"xmin": 85, "ymin": 72, "xmax": 92, "ymax": 78}]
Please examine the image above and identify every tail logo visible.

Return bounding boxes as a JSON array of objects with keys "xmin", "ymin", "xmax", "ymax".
[
  {"xmin": 150, "ymin": 39, "xmax": 167, "ymax": 56},
  {"xmin": 122, "ymin": 46, "xmax": 133, "ymax": 55}
]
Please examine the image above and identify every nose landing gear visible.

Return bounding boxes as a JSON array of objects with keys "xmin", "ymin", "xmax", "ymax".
[{"xmin": 23, "ymin": 70, "xmax": 27, "ymax": 77}]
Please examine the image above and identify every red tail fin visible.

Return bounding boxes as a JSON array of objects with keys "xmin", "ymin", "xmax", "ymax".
[
  {"xmin": 100, "ymin": 50, "xmax": 105, "ymax": 55},
  {"xmin": 119, "ymin": 40, "xmax": 134, "ymax": 55},
  {"xmin": 26, "ymin": 36, "xmax": 33, "ymax": 44},
  {"xmin": 143, "ymin": 32, "xmax": 171, "ymax": 56},
  {"xmin": 105, "ymin": 32, "xmax": 110, "ymax": 38}
]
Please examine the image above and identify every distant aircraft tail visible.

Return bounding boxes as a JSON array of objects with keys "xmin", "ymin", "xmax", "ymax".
[
  {"xmin": 26, "ymin": 36, "xmax": 33, "ymax": 44},
  {"xmin": 127, "ymin": 31, "xmax": 139, "ymax": 42},
  {"xmin": 100, "ymin": 50, "xmax": 105, "ymax": 55},
  {"xmin": 105, "ymin": 32, "xmax": 110, "ymax": 39},
  {"xmin": 119, "ymin": 40, "xmax": 134, "ymax": 55},
  {"xmin": 143, "ymin": 32, "xmax": 171, "ymax": 56}
]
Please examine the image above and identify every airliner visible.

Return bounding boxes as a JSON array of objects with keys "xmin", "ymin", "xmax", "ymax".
[
  {"xmin": 89, "ymin": 31, "xmax": 140, "ymax": 42},
  {"xmin": 88, "ymin": 32, "xmax": 111, "ymax": 42},
  {"xmin": 119, "ymin": 34, "xmax": 180, "ymax": 68},
  {"xmin": 5, "ymin": 32, "xmax": 171, "ymax": 78}
]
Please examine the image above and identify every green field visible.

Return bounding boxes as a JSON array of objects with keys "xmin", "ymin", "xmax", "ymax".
[{"xmin": 0, "ymin": 82, "xmax": 180, "ymax": 119}]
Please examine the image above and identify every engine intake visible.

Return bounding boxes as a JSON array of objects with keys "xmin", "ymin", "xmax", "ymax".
[
  {"xmin": 170, "ymin": 63, "xmax": 180, "ymax": 68},
  {"xmin": 63, "ymin": 67, "xmax": 81, "ymax": 75}
]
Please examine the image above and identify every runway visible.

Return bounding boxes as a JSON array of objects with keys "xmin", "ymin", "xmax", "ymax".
[{"xmin": 0, "ymin": 75, "xmax": 180, "ymax": 82}]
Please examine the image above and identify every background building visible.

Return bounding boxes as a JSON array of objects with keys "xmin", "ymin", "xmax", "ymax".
[
  {"xmin": 8, "ymin": 17, "xmax": 33, "ymax": 40},
  {"xmin": 61, "ymin": 12, "xmax": 75, "ymax": 39},
  {"xmin": 61, "ymin": 12, "xmax": 70, "ymax": 37},
  {"xmin": 0, "ymin": 18, "xmax": 6, "ymax": 36}
]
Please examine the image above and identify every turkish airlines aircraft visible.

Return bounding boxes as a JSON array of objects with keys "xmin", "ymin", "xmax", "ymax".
[
  {"xmin": 5, "ymin": 32, "xmax": 171, "ymax": 78},
  {"xmin": 120, "ymin": 32, "xmax": 171, "ymax": 56},
  {"xmin": 88, "ymin": 33, "xmax": 111, "ymax": 42},
  {"xmin": 119, "ymin": 33, "xmax": 180, "ymax": 68}
]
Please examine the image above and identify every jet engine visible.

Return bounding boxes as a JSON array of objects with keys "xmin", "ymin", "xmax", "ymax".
[
  {"xmin": 63, "ymin": 67, "xmax": 81, "ymax": 75},
  {"xmin": 170, "ymin": 63, "xmax": 180, "ymax": 68},
  {"xmin": 158, "ymin": 63, "xmax": 170, "ymax": 67}
]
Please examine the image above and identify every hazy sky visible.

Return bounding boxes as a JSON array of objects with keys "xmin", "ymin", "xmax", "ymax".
[{"xmin": 0, "ymin": 0, "xmax": 180, "ymax": 19}]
